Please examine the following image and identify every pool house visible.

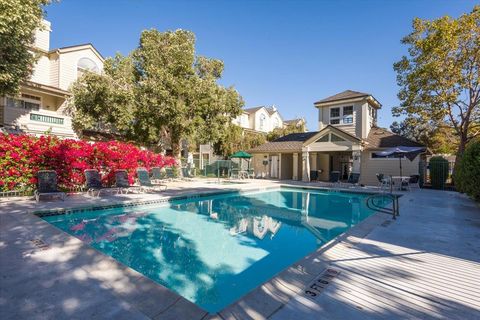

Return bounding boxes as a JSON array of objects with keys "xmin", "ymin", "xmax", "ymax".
[{"xmin": 249, "ymin": 90, "xmax": 425, "ymax": 186}]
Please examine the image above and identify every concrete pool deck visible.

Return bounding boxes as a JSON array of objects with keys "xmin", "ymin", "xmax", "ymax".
[{"xmin": 0, "ymin": 179, "xmax": 479, "ymax": 319}]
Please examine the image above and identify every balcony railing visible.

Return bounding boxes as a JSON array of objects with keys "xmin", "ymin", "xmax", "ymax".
[{"xmin": 30, "ymin": 113, "xmax": 64, "ymax": 125}]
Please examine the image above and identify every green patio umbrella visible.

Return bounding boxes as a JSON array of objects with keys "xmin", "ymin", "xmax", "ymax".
[
  {"xmin": 229, "ymin": 151, "xmax": 252, "ymax": 173},
  {"xmin": 229, "ymin": 151, "xmax": 252, "ymax": 159}
]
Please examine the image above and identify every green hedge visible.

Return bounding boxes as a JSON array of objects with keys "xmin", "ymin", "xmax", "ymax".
[
  {"xmin": 429, "ymin": 156, "xmax": 449, "ymax": 189},
  {"xmin": 454, "ymin": 139, "xmax": 480, "ymax": 201}
]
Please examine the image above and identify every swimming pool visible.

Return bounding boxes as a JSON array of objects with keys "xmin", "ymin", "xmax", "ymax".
[{"xmin": 41, "ymin": 187, "xmax": 384, "ymax": 313}]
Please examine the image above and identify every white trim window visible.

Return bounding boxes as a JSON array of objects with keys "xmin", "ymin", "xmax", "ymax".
[
  {"xmin": 330, "ymin": 105, "xmax": 353, "ymax": 125},
  {"xmin": 6, "ymin": 94, "xmax": 41, "ymax": 111},
  {"xmin": 77, "ymin": 57, "xmax": 99, "ymax": 78},
  {"xmin": 259, "ymin": 113, "xmax": 266, "ymax": 130}
]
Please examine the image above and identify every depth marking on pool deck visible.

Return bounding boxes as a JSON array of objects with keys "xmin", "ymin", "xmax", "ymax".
[
  {"xmin": 303, "ymin": 268, "xmax": 340, "ymax": 300},
  {"xmin": 30, "ymin": 238, "xmax": 50, "ymax": 251}
]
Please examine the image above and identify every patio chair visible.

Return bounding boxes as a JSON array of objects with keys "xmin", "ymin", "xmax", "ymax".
[
  {"xmin": 150, "ymin": 167, "xmax": 167, "ymax": 183},
  {"xmin": 84, "ymin": 169, "xmax": 116, "ymax": 197},
  {"xmin": 165, "ymin": 167, "xmax": 181, "ymax": 181},
  {"xmin": 34, "ymin": 170, "xmax": 66, "ymax": 202},
  {"xmin": 136, "ymin": 168, "xmax": 167, "ymax": 192},
  {"xmin": 115, "ymin": 170, "xmax": 141, "ymax": 194},
  {"xmin": 181, "ymin": 167, "xmax": 194, "ymax": 181},
  {"xmin": 376, "ymin": 173, "xmax": 390, "ymax": 190},
  {"xmin": 407, "ymin": 174, "xmax": 420, "ymax": 190},
  {"xmin": 230, "ymin": 168, "xmax": 240, "ymax": 179},
  {"xmin": 328, "ymin": 171, "xmax": 340, "ymax": 188}
]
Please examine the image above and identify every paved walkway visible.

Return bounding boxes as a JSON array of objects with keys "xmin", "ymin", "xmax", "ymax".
[
  {"xmin": 1, "ymin": 180, "xmax": 479, "ymax": 319},
  {"xmin": 271, "ymin": 189, "xmax": 480, "ymax": 319}
]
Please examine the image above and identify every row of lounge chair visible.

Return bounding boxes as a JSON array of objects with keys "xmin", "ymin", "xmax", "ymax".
[{"xmin": 34, "ymin": 166, "xmax": 194, "ymax": 202}]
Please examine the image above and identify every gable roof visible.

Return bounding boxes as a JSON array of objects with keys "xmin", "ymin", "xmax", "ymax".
[
  {"xmin": 243, "ymin": 106, "xmax": 265, "ymax": 114},
  {"xmin": 50, "ymin": 43, "xmax": 104, "ymax": 61},
  {"xmin": 249, "ymin": 126, "xmax": 362, "ymax": 153},
  {"xmin": 365, "ymin": 127, "xmax": 425, "ymax": 149},
  {"xmin": 314, "ymin": 90, "xmax": 382, "ymax": 108},
  {"xmin": 303, "ymin": 125, "xmax": 362, "ymax": 145},
  {"xmin": 315, "ymin": 90, "xmax": 370, "ymax": 104}
]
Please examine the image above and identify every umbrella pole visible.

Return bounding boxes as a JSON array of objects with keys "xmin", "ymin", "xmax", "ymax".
[{"xmin": 399, "ymin": 156, "xmax": 402, "ymax": 177}]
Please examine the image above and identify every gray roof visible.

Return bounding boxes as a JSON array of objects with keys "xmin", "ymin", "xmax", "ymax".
[
  {"xmin": 249, "ymin": 131, "xmax": 319, "ymax": 153},
  {"xmin": 243, "ymin": 106, "xmax": 264, "ymax": 114},
  {"xmin": 274, "ymin": 132, "xmax": 319, "ymax": 142},
  {"xmin": 315, "ymin": 90, "xmax": 370, "ymax": 104},
  {"xmin": 365, "ymin": 127, "xmax": 424, "ymax": 149}
]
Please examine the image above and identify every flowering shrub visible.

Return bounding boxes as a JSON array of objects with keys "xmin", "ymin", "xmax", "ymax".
[{"xmin": 0, "ymin": 133, "xmax": 175, "ymax": 192}]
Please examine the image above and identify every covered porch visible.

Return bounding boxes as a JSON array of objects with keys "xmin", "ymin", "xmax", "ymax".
[{"xmin": 250, "ymin": 126, "xmax": 363, "ymax": 182}]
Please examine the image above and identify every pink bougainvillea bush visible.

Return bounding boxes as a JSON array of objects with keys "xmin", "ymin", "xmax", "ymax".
[{"xmin": 0, "ymin": 133, "xmax": 175, "ymax": 192}]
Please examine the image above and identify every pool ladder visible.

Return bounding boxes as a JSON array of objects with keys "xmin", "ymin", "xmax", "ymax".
[{"xmin": 365, "ymin": 193, "xmax": 400, "ymax": 219}]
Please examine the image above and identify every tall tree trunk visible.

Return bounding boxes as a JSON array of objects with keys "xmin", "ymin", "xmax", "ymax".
[{"xmin": 170, "ymin": 131, "xmax": 182, "ymax": 166}]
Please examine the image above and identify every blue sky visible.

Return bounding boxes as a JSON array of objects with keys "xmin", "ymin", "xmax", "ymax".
[{"xmin": 45, "ymin": 0, "xmax": 476, "ymax": 131}]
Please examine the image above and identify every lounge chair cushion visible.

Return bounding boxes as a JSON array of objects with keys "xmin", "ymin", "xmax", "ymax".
[
  {"xmin": 115, "ymin": 170, "xmax": 131, "ymax": 188},
  {"xmin": 37, "ymin": 170, "xmax": 60, "ymax": 193},
  {"xmin": 84, "ymin": 169, "xmax": 103, "ymax": 189},
  {"xmin": 137, "ymin": 168, "xmax": 153, "ymax": 187}
]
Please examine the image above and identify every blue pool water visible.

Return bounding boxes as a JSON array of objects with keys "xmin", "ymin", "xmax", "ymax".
[{"xmin": 43, "ymin": 187, "xmax": 382, "ymax": 312}]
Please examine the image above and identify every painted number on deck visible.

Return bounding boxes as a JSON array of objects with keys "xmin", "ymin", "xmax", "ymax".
[{"xmin": 304, "ymin": 268, "xmax": 340, "ymax": 300}]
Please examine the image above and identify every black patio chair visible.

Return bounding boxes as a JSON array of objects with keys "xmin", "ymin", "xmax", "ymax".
[
  {"xmin": 115, "ymin": 170, "xmax": 141, "ymax": 194},
  {"xmin": 136, "ymin": 167, "xmax": 167, "ymax": 192},
  {"xmin": 84, "ymin": 169, "xmax": 118, "ymax": 197},
  {"xmin": 34, "ymin": 170, "xmax": 66, "ymax": 202}
]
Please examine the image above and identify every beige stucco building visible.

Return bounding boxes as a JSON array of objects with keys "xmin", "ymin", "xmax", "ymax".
[
  {"xmin": 0, "ymin": 20, "xmax": 104, "ymax": 138},
  {"xmin": 233, "ymin": 105, "xmax": 305, "ymax": 134},
  {"xmin": 249, "ymin": 90, "xmax": 425, "ymax": 186}
]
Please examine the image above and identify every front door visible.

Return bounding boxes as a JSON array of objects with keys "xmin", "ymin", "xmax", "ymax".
[{"xmin": 270, "ymin": 156, "xmax": 279, "ymax": 178}]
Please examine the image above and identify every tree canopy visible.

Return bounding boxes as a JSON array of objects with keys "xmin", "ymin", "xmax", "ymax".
[
  {"xmin": 0, "ymin": 0, "xmax": 50, "ymax": 96},
  {"xmin": 390, "ymin": 117, "xmax": 458, "ymax": 154},
  {"xmin": 393, "ymin": 6, "xmax": 480, "ymax": 163},
  {"xmin": 71, "ymin": 29, "xmax": 244, "ymax": 158}
]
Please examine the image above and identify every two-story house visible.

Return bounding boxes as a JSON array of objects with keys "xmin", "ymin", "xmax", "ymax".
[
  {"xmin": 249, "ymin": 90, "xmax": 424, "ymax": 185},
  {"xmin": 233, "ymin": 105, "xmax": 305, "ymax": 133},
  {"xmin": 0, "ymin": 20, "xmax": 104, "ymax": 138}
]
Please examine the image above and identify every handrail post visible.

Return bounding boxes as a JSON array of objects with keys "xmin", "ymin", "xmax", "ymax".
[{"xmin": 392, "ymin": 195, "xmax": 397, "ymax": 219}]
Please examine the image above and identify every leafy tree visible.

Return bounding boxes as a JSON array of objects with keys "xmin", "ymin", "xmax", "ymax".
[
  {"xmin": 267, "ymin": 121, "xmax": 306, "ymax": 141},
  {"xmin": 390, "ymin": 117, "xmax": 458, "ymax": 154},
  {"xmin": 454, "ymin": 138, "xmax": 480, "ymax": 201},
  {"xmin": 213, "ymin": 124, "xmax": 267, "ymax": 157},
  {"xmin": 71, "ymin": 29, "xmax": 243, "ymax": 159},
  {"xmin": 70, "ymin": 53, "xmax": 136, "ymax": 137},
  {"xmin": 393, "ymin": 6, "xmax": 480, "ymax": 167},
  {"xmin": 0, "ymin": 0, "xmax": 50, "ymax": 96}
]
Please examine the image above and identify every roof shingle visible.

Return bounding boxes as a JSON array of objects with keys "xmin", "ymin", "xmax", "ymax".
[
  {"xmin": 365, "ymin": 127, "xmax": 424, "ymax": 149},
  {"xmin": 315, "ymin": 90, "xmax": 370, "ymax": 104},
  {"xmin": 249, "ymin": 131, "xmax": 318, "ymax": 153}
]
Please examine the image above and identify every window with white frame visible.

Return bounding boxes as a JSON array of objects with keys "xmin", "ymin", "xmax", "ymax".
[
  {"xmin": 330, "ymin": 107, "xmax": 340, "ymax": 124},
  {"xmin": 330, "ymin": 105, "xmax": 353, "ymax": 125},
  {"xmin": 6, "ymin": 94, "xmax": 41, "ymax": 111},
  {"xmin": 259, "ymin": 114, "xmax": 266, "ymax": 130},
  {"xmin": 343, "ymin": 106, "xmax": 353, "ymax": 124},
  {"xmin": 77, "ymin": 57, "xmax": 99, "ymax": 78},
  {"xmin": 273, "ymin": 117, "xmax": 279, "ymax": 128}
]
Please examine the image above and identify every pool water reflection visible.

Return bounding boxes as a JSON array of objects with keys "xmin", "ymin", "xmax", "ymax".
[{"xmin": 43, "ymin": 187, "xmax": 381, "ymax": 312}]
